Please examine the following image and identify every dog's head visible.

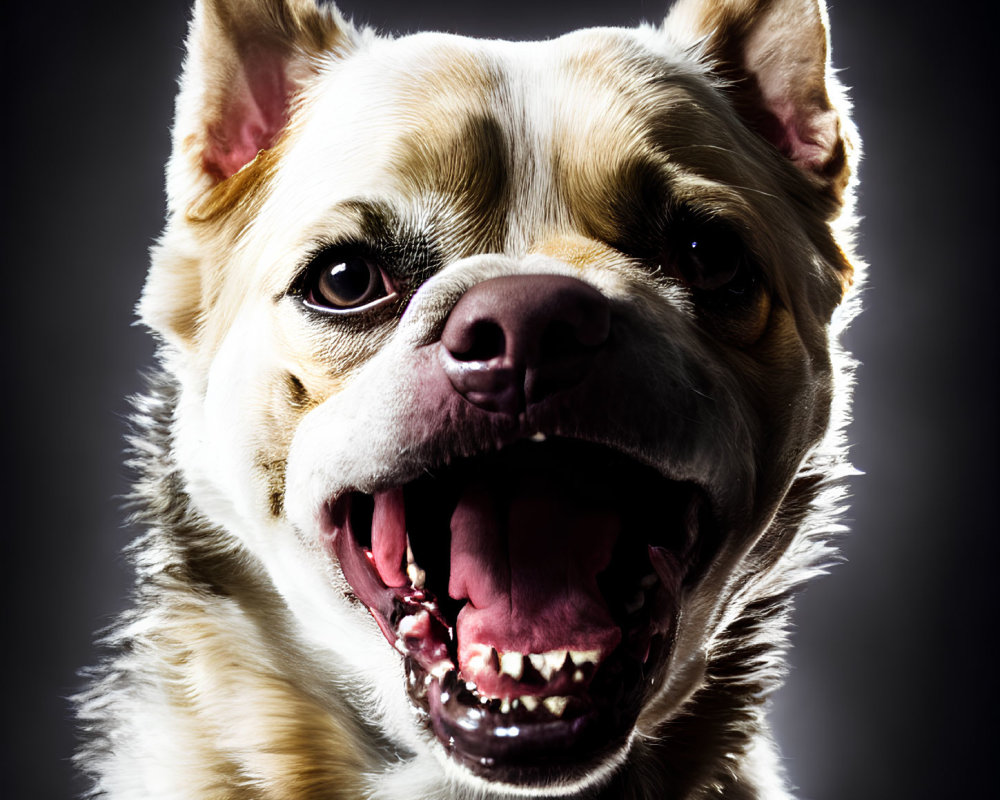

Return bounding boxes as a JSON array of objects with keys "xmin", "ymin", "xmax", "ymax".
[{"xmin": 143, "ymin": 0, "xmax": 858, "ymax": 792}]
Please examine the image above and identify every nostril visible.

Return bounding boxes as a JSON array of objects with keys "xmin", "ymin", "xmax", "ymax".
[
  {"xmin": 541, "ymin": 320, "xmax": 586, "ymax": 362},
  {"xmin": 438, "ymin": 274, "xmax": 610, "ymax": 414},
  {"xmin": 450, "ymin": 321, "xmax": 507, "ymax": 363}
]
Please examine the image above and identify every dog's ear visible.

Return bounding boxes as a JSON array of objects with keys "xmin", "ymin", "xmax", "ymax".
[
  {"xmin": 144, "ymin": 0, "xmax": 353, "ymax": 348},
  {"xmin": 167, "ymin": 0, "xmax": 353, "ymax": 211},
  {"xmin": 666, "ymin": 0, "xmax": 854, "ymax": 202}
]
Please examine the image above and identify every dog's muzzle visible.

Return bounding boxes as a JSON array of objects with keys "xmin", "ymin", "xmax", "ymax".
[{"xmin": 319, "ymin": 274, "xmax": 713, "ymax": 782}]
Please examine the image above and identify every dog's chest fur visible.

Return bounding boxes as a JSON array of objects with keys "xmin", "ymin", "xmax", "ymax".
[{"xmin": 77, "ymin": 1, "xmax": 862, "ymax": 798}]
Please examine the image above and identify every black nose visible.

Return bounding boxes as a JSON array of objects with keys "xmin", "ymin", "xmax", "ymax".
[{"xmin": 439, "ymin": 274, "xmax": 610, "ymax": 414}]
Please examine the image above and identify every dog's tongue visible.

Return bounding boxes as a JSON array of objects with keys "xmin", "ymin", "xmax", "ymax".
[{"xmin": 447, "ymin": 474, "xmax": 622, "ymax": 695}]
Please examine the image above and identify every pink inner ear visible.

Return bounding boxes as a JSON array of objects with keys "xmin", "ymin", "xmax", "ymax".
[
  {"xmin": 203, "ymin": 48, "xmax": 291, "ymax": 181},
  {"xmin": 763, "ymin": 100, "xmax": 841, "ymax": 175}
]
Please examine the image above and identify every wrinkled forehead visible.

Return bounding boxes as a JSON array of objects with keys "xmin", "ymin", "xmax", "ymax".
[{"xmin": 270, "ymin": 27, "xmax": 767, "ymax": 258}]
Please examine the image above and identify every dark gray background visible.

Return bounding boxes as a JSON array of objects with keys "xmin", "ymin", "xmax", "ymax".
[{"xmin": 3, "ymin": 1, "xmax": 996, "ymax": 797}]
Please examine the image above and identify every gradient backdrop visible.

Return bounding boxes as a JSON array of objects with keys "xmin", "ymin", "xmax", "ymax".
[{"xmin": 3, "ymin": 1, "xmax": 996, "ymax": 797}]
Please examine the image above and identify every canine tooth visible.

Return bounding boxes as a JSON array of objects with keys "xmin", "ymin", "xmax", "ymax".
[
  {"xmin": 499, "ymin": 652, "xmax": 524, "ymax": 680},
  {"xmin": 573, "ymin": 670, "xmax": 584, "ymax": 683},
  {"xmin": 520, "ymin": 696, "xmax": 539, "ymax": 712},
  {"xmin": 405, "ymin": 542, "xmax": 426, "ymax": 588},
  {"xmin": 542, "ymin": 696, "xmax": 569, "ymax": 717},
  {"xmin": 568, "ymin": 649, "xmax": 601, "ymax": 667},
  {"xmin": 406, "ymin": 562, "xmax": 426, "ymax": 589}
]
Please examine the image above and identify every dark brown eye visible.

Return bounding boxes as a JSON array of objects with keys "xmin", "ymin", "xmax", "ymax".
[
  {"xmin": 668, "ymin": 215, "xmax": 750, "ymax": 293},
  {"xmin": 306, "ymin": 254, "xmax": 393, "ymax": 312}
]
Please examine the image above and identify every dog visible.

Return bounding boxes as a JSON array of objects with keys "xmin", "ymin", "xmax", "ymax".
[{"xmin": 76, "ymin": 0, "xmax": 861, "ymax": 797}]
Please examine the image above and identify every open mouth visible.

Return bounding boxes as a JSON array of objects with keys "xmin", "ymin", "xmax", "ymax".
[{"xmin": 323, "ymin": 438, "xmax": 708, "ymax": 781}]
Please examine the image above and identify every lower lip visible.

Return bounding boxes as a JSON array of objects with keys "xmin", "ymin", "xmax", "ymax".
[{"xmin": 425, "ymin": 671, "xmax": 622, "ymax": 777}]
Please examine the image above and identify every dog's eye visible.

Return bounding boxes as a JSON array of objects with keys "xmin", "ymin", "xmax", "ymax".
[
  {"xmin": 304, "ymin": 253, "xmax": 394, "ymax": 312},
  {"xmin": 671, "ymin": 220, "xmax": 749, "ymax": 292}
]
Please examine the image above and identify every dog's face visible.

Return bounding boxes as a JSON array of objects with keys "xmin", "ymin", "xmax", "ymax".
[{"xmin": 143, "ymin": 0, "xmax": 857, "ymax": 793}]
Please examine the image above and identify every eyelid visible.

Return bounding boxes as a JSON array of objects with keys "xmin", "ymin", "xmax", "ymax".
[
  {"xmin": 302, "ymin": 289, "xmax": 398, "ymax": 316},
  {"xmin": 297, "ymin": 248, "xmax": 397, "ymax": 315}
]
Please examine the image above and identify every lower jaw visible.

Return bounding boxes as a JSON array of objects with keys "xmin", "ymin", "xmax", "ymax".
[{"xmin": 404, "ymin": 630, "xmax": 667, "ymax": 782}]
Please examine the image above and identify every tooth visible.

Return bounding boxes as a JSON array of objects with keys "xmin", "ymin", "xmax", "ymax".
[
  {"xmin": 465, "ymin": 681, "xmax": 477, "ymax": 692},
  {"xmin": 568, "ymin": 649, "xmax": 601, "ymax": 667},
  {"xmin": 500, "ymin": 699, "xmax": 511, "ymax": 714},
  {"xmin": 406, "ymin": 562, "xmax": 426, "ymax": 588},
  {"xmin": 542, "ymin": 696, "xmax": 569, "ymax": 717},
  {"xmin": 466, "ymin": 654, "xmax": 485, "ymax": 673},
  {"xmin": 490, "ymin": 647, "xmax": 500, "ymax": 671},
  {"xmin": 529, "ymin": 651, "xmax": 569, "ymax": 680},
  {"xmin": 397, "ymin": 611, "xmax": 425, "ymax": 638},
  {"xmin": 573, "ymin": 670, "xmax": 584, "ymax": 683},
  {"xmin": 542, "ymin": 651, "xmax": 568, "ymax": 679},
  {"xmin": 405, "ymin": 542, "xmax": 426, "ymax": 588},
  {"xmin": 520, "ymin": 696, "xmax": 539, "ymax": 712},
  {"xmin": 499, "ymin": 652, "xmax": 524, "ymax": 680},
  {"xmin": 464, "ymin": 643, "xmax": 491, "ymax": 674},
  {"xmin": 530, "ymin": 431, "xmax": 546, "ymax": 442}
]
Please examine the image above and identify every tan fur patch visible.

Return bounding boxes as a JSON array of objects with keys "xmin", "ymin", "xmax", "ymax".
[
  {"xmin": 156, "ymin": 597, "xmax": 370, "ymax": 799},
  {"xmin": 388, "ymin": 48, "xmax": 510, "ymax": 257},
  {"xmin": 257, "ymin": 456, "xmax": 288, "ymax": 518},
  {"xmin": 530, "ymin": 235, "xmax": 620, "ymax": 272},
  {"xmin": 284, "ymin": 372, "xmax": 311, "ymax": 410},
  {"xmin": 143, "ymin": 144, "xmax": 282, "ymax": 351},
  {"xmin": 187, "ymin": 146, "xmax": 282, "ymax": 224}
]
